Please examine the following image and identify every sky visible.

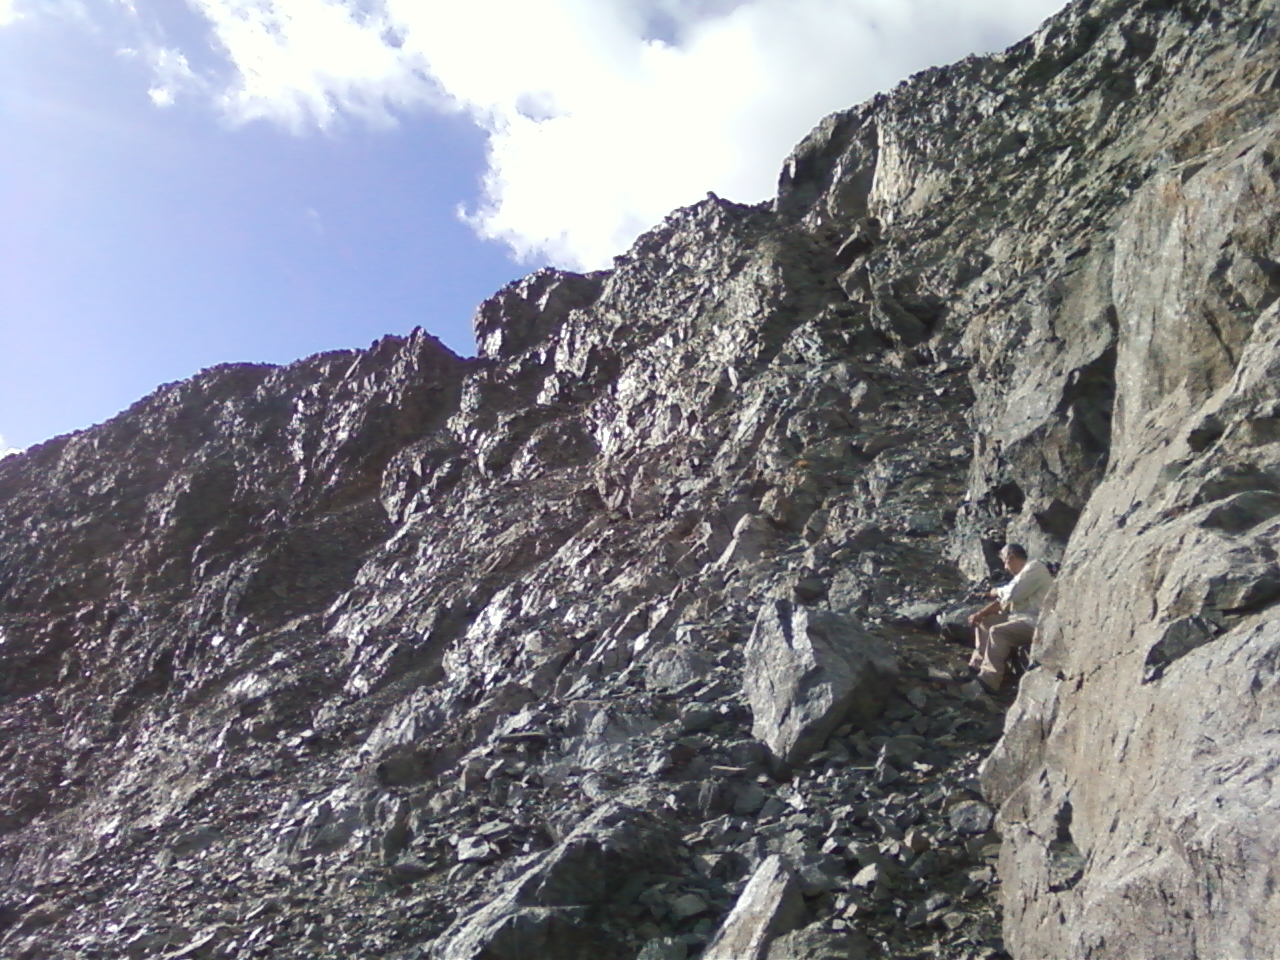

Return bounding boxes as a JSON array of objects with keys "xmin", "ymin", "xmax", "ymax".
[{"xmin": 0, "ymin": 0, "xmax": 1069, "ymax": 453}]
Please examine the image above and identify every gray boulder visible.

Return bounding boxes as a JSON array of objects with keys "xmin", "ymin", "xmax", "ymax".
[{"xmin": 743, "ymin": 600, "xmax": 896, "ymax": 772}]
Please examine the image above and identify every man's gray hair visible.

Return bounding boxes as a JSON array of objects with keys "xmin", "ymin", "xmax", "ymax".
[{"xmin": 1002, "ymin": 543, "xmax": 1028, "ymax": 561}]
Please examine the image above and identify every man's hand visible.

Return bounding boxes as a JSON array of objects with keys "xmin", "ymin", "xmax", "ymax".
[{"xmin": 969, "ymin": 600, "xmax": 1001, "ymax": 627}]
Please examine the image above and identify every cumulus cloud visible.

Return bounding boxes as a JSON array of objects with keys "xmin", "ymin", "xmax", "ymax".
[
  {"xmin": 186, "ymin": 0, "xmax": 444, "ymax": 128},
  {"xmin": 177, "ymin": 0, "xmax": 1068, "ymax": 267},
  {"xmin": 0, "ymin": 435, "xmax": 21, "ymax": 459}
]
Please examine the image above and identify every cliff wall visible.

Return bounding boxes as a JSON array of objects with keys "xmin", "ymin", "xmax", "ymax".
[{"xmin": 2, "ymin": 1, "xmax": 1279, "ymax": 957}]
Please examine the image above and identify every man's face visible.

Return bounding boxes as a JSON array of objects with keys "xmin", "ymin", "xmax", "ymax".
[{"xmin": 1002, "ymin": 551, "xmax": 1025, "ymax": 574}]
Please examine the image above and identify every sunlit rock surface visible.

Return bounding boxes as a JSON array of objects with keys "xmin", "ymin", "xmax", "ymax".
[{"xmin": 4, "ymin": 1, "xmax": 1280, "ymax": 957}]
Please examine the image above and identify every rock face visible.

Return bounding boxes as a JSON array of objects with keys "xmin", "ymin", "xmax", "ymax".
[
  {"xmin": 978, "ymin": 29, "xmax": 1280, "ymax": 957},
  {"xmin": 3, "ymin": 1, "xmax": 1280, "ymax": 958}
]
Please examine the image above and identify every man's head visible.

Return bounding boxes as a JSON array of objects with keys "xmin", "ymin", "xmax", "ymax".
[{"xmin": 1001, "ymin": 543, "xmax": 1028, "ymax": 574}]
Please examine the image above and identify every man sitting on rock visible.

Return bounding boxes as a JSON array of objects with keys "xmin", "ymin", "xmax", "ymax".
[{"xmin": 966, "ymin": 543, "xmax": 1053, "ymax": 693}]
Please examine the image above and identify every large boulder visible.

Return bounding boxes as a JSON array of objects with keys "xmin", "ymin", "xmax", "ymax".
[{"xmin": 743, "ymin": 600, "xmax": 896, "ymax": 773}]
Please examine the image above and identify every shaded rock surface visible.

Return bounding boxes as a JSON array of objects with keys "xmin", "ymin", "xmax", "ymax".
[
  {"xmin": 765, "ymin": 921, "xmax": 874, "ymax": 960},
  {"xmin": 3, "ymin": 1, "xmax": 1280, "ymax": 958}
]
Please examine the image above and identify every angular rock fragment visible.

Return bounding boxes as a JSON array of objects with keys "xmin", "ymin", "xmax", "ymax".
[
  {"xmin": 904, "ymin": 828, "xmax": 930, "ymax": 853},
  {"xmin": 646, "ymin": 646, "xmax": 714, "ymax": 692},
  {"xmin": 765, "ymin": 921, "xmax": 874, "ymax": 959},
  {"xmin": 428, "ymin": 804, "xmax": 680, "ymax": 960},
  {"xmin": 904, "ymin": 901, "xmax": 932, "ymax": 928},
  {"xmin": 678, "ymin": 702, "xmax": 719, "ymax": 733},
  {"xmin": 169, "ymin": 825, "xmax": 224, "ymax": 858},
  {"xmin": 937, "ymin": 605, "xmax": 978, "ymax": 644},
  {"xmin": 906, "ymin": 850, "xmax": 940, "ymax": 881},
  {"xmin": 158, "ymin": 925, "xmax": 228, "ymax": 960},
  {"xmin": 795, "ymin": 855, "xmax": 842, "ymax": 896},
  {"xmin": 389, "ymin": 855, "xmax": 435, "ymax": 884},
  {"xmin": 793, "ymin": 576, "xmax": 829, "ymax": 605},
  {"xmin": 905, "ymin": 686, "xmax": 929, "ymax": 710},
  {"xmin": 892, "ymin": 601, "xmax": 943, "ymax": 628},
  {"xmin": 904, "ymin": 512, "xmax": 946, "ymax": 536},
  {"xmin": 669, "ymin": 893, "xmax": 708, "ymax": 920},
  {"xmin": 717, "ymin": 514, "xmax": 775, "ymax": 569},
  {"xmin": 940, "ymin": 912, "xmax": 967, "ymax": 931},
  {"xmin": 702, "ymin": 855, "xmax": 805, "ymax": 960},
  {"xmin": 948, "ymin": 800, "xmax": 994, "ymax": 835},
  {"xmin": 638, "ymin": 938, "xmax": 688, "ymax": 960},
  {"xmin": 743, "ymin": 600, "xmax": 896, "ymax": 773},
  {"xmin": 874, "ymin": 756, "xmax": 900, "ymax": 785},
  {"xmin": 375, "ymin": 750, "xmax": 428, "ymax": 787},
  {"xmin": 456, "ymin": 836, "xmax": 499, "ymax": 863},
  {"xmin": 850, "ymin": 862, "xmax": 885, "ymax": 889},
  {"xmin": 881, "ymin": 735, "xmax": 924, "ymax": 765}
]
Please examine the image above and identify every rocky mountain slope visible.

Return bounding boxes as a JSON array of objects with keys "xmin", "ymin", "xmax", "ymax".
[{"xmin": 3, "ymin": 0, "xmax": 1280, "ymax": 957}]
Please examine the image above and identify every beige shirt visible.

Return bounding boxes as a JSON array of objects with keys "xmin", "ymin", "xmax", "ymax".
[{"xmin": 997, "ymin": 559, "xmax": 1053, "ymax": 623}]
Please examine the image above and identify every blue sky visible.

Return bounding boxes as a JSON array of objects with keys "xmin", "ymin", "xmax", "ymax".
[{"xmin": 0, "ymin": 0, "xmax": 1067, "ymax": 453}]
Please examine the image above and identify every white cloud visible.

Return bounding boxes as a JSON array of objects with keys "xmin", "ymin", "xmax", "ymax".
[
  {"xmin": 0, "ymin": 0, "xmax": 16, "ymax": 25},
  {"xmin": 113, "ymin": 42, "xmax": 206, "ymax": 106},
  {"xmin": 188, "ymin": 0, "xmax": 444, "ymax": 128},
  {"xmin": 176, "ymin": 0, "xmax": 1068, "ymax": 267},
  {"xmin": 0, "ymin": 435, "xmax": 21, "ymax": 459},
  {"xmin": 145, "ymin": 46, "xmax": 201, "ymax": 107}
]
